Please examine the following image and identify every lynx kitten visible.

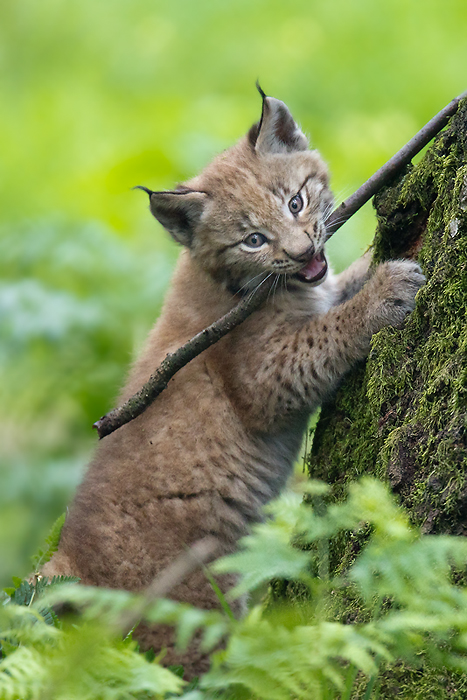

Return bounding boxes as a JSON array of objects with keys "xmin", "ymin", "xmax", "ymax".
[{"xmin": 43, "ymin": 89, "xmax": 425, "ymax": 675}]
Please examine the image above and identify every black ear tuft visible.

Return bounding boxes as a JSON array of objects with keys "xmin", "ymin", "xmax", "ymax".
[
  {"xmin": 255, "ymin": 80, "xmax": 267, "ymax": 100},
  {"xmin": 248, "ymin": 82, "xmax": 268, "ymax": 149},
  {"xmin": 249, "ymin": 81, "xmax": 270, "ymax": 150},
  {"xmin": 142, "ymin": 188, "xmax": 208, "ymax": 247},
  {"xmin": 134, "ymin": 185, "xmax": 155, "ymax": 198}
]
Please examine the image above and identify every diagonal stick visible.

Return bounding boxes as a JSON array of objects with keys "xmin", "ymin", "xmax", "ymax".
[{"xmin": 325, "ymin": 89, "xmax": 467, "ymax": 236}]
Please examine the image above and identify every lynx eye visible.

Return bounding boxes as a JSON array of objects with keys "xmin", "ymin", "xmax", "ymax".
[
  {"xmin": 289, "ymin": 193, "xmax": 303, "ymax": 214},
  {"xmin": 244, "ymin": 232, "xmax": 267, "ymax": 249}
]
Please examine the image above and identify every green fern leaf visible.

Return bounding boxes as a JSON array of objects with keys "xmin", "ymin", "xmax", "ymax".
[
  {"xmin": 30, "ymin": 513, "xmax": 66, "ymax": 570},
  {"xmin": 9, "ymin": 580, "xmax": 35, "ymax": 606}
]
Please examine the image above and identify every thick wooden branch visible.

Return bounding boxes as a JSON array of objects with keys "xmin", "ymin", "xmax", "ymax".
[{"xmin": 93, "ymin": 91, "xmax": 466, "ymax": 440}]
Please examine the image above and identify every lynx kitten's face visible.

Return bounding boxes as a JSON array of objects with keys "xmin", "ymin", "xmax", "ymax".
[{"xmin": 141, "ymin": 91, "xmax": 334, "ymax": 295}]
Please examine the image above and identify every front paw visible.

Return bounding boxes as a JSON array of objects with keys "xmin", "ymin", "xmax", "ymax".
[{"xmin": 368, "ymin": 260, "xmax": 426, "ymax": 331}]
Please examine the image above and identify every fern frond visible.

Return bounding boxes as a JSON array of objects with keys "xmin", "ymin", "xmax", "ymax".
[
  {"xmin": 5, "ymin": 476, "xmax": 467, "ymax": 699},
  {"xmin": 0, "ymin": 604, "xmax": 59, "ymax": 650},
  {"xmin": 8, "ymin": 579, "xmax": 36, "ymax": 606},
  {"xmin": 0, "ymin": 646, "xmax": 46, "ymax": 700},
  {"xmin": 30, "ymin": 513, "xmax": 66, "ymax": 571}
]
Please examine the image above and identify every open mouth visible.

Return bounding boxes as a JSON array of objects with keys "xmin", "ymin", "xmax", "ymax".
[{"xmin": 294, "ymin": 251, "xmax": 328, "ymax": 284}]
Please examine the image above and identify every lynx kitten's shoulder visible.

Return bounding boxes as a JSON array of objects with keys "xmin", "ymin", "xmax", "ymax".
[{"xmin": 43, "ymin": 89, "xmax": 425, "ymax": 676}]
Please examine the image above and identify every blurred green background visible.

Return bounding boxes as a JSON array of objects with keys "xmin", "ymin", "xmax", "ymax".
[{"xmin": 1, "ymin": 0, "xmax": 466, "ymax": 587}]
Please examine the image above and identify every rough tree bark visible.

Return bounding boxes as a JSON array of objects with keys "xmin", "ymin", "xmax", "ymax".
[{"xmin": 307, "ymin": 99, "xmax": 467, "ymax": 697}]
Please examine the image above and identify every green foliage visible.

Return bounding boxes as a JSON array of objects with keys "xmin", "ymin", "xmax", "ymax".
[
  {"xmin": 207, "ymin": 478, "xmax": 467, "ymax": 697},
  {"xmin": 4, "ymin": 575, "xmax": 80, "ymax": 608},
  {"xmin": 0, "ymin": 614, "xmax": 184, "ymax": 700},
  {"xmin": 30, "ymin": 513, "xmax": 66, "ymax": 571},
  {"xmin": 3, "ymin": 478, "xmax": 467, "ymax": 699},
  {"xmin": 0, "ymin": 583, "xmax": 185, "ymax": 699}
]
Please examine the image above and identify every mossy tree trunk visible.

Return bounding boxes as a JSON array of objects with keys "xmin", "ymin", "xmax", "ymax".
[
  {"xmin": 309, "ymin": 98, "xmax": 467, "ymax": 532},
  {"xmin": 307, "ymin": 99, "xmax": 467, "ymax": 696}
]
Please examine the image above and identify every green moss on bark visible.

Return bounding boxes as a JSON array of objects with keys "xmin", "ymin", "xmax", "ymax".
[
  {"xmin": 307, "ymin": 99, "xmax": 467, "ymax": 696},
  {"xmin": 309, "ymin": 99, "xmax": 467, "ymax": 529}
]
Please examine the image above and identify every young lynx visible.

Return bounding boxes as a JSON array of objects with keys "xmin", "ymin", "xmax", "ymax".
[{"xmin": 43, "ymin": 89, "xmax": 425, "ymax": 675}]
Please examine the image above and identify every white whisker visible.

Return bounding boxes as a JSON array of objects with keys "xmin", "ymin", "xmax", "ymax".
[
  {"xmin": 331, "ymin": 186, "xmax": 352, "ymax": 203},
  {"xmin": 325, "ymin": 214, "xmax": 351, "ymax": 230},
  {"xmin": 238, "ymin": 270, "xmax": 268, "ymax": 295},
  {"xmin": 322, "ymin": 201, "xmax": 335, "ymax": 221},
  {"xmin": 270, "ymin": 273, "xmax": 280, "ymax": 303},
  {"xmin": 248, "ymin": 272, "xmax": 274, "ymax": 301},
  {"xmin": 267, "ymin": 274, "xmax": 277, "ymax": 301}
]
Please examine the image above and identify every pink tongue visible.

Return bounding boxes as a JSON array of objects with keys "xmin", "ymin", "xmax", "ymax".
[{"xmin": 298, "ymin": 254, "xmax": 326, "ymax": 281}]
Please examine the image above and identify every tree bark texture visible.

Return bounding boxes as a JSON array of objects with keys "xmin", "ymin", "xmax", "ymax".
[{"xmin": 306, "ymin": 98, "xmax": 467, "ymax": 696}]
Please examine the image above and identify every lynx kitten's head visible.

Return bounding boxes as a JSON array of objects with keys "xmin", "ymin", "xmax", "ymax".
[{"xmin": 140, "ymin": 88, "xmax": 333, "ymax": 295}]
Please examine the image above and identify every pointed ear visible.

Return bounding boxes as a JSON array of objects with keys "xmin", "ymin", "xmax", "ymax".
[
  {"xmin": 250, "ymin": 92, "xmax": 309, "ymax": 155},
  {"xmin": 143, "ymin": 188, "xmax": 208, "ymax": 247}
]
